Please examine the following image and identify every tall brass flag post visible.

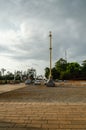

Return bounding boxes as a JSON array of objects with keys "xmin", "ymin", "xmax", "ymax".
[
  {"xmin": 49, "ymin": 31, "xmax": 52, "ymax": 77},
  {"xmin": 46, "ymin": 31, "xmax": 55, "ymax": 87}
]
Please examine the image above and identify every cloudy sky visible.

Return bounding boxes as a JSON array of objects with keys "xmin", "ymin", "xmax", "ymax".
[{"xmin": 0, "ymin": 0, "xmax": 86, "ymax": 75}]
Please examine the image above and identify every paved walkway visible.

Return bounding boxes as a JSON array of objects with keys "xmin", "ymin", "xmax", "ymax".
[
  {"xmin": 0, "ymin": 83, "xmax": 25, "ymax": 94},
  {"xmin": 0, "ymin": 102, "xmax": 86, "ymax": 130},
  {"xmin": 0, "ymin": 83, "xmax": 86, "ymax": 130}
]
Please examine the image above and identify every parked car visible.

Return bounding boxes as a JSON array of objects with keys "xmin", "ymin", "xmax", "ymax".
[
  {"xmin": 34, "ymin": 80, "xmax": 41, "ymax": 85},
  {"xmin": 25, "ymin": 79, "xmax": 31, "ymax": 85},
  {"xmin": 44, "ymin": 79, "xmax": 47, "ymax": 85}
]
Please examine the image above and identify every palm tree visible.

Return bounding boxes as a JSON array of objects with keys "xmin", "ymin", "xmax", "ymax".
[{"xmin": 1, "ymin": 68, "xmax": 6, "ymax": 76}]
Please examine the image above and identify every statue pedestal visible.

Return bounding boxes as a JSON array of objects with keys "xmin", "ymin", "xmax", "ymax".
[{"xmin": 46, "ymin": 77, "xmax": 55, "ymax": 87}]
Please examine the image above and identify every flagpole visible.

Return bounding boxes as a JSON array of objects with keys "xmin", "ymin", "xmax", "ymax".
[
  {"xmin": 49, "ymin": 31, "xmax": 52, "ymax": 78},
  {"xmin": 46, "ymin": 31, "xmax": 55, "ymax": 87}
]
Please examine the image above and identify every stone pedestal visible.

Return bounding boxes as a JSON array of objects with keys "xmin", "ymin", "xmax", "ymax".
[{"xmin": 46, "ymin": 77, "xmax": 55, "ymax": 87}]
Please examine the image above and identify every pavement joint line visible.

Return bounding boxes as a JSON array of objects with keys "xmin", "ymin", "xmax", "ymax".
[{"xmin": 0, "ymin": 83, "xmax": 86, "ymax": 129}]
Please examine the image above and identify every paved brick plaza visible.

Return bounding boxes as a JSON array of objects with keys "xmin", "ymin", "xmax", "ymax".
[{"xmin": 0, "ymin": 82, "xmax": 86, "ymax": 130}]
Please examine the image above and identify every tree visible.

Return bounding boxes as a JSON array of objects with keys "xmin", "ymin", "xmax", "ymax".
[
  {"xmin": 66, "ymin": 62, "xmax": 80, "ymax": 79},
  {"xmin": 45, "ymin": 67, "xmax": 50, "ymax": 79},
  {"xmin": 81, "ymin": 60, "xmax": 86, "ymax": 79},
  {"xmin": 52, "ymin": 67, "xmax": 59, "ymax": 80},
  {"xmin": 1, "ymin": 68, "xmax": 6, "ymax": 76},
  {"xmin": 44, "ymin": 58, "xmax": 85, "ymax": 80},
  {"xmin": 55, "ymin": 58, "xmax": 67, "ymax": 79},
  {"xmin": 55, "ymin": 58, "xmax": 67, "ymax": 72},
  {"xmin": 0, "ymin": 71, "xmax": 1, "ymax": 76},
  {"xmin": 0, "ymin": 71, "xmax": 2, "ymax": 80},
  {"xmin": 60, "ymin": 70, "xmax": 71, "ymax": 80},
  {"xmin": 6, "ymin": 71, "xmax": 14, "ymax": 80}
]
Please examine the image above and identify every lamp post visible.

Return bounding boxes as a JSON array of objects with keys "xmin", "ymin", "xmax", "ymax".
[{"xmin": 46, "ymin": 31, "xmax": 55, "ymax": 87}]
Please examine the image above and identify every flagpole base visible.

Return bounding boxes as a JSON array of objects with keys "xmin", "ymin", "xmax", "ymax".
[{"xmin": 46, "ymin": 76, "xmax": 55, "ymax": 87}]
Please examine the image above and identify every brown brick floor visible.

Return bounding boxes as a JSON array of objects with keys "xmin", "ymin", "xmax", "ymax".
[{"xmin": 0, "ymin": 83, "xmax": 86, "ymax": 130}]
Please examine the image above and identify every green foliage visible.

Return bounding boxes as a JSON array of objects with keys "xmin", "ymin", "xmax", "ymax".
[
  {"xmin": 81, "ymin": 60, "xmax": 86, "ymax": 78},
  {"xmin": 45, "ymin": 58, "xmax": 86, "ymax": 80},
  {"xmin": 52, "ymin": 67, "xmax": 60, "ymax": 80},
  {"xmin": 55, "ymin": 58, "xmax": 67, "ymax": 72},
  {"xmin": 55, "ymin": 58, "xmax": 67, "ymax": 79},
  {"xmin": 66, "ymin": 62, "xmax": 80, "ymax": 79},
  {"xmin": 45, "ymin": 67, "xmax": 50, "ymax": 79}
]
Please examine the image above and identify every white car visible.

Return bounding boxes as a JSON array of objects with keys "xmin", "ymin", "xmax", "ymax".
[{"xmin": 34, "ymin": 80, "xmax": 41, "ymax": 85}]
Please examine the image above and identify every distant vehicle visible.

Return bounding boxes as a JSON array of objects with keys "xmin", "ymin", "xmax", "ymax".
[
  {"xmin": 58, "ymin": 80, "xmax": 63, "ymax": 82},
  {"xmin": 34, "ymin": 80, "xmax": 41, "ymax": 85},
  {"xmin": 25, "ymin": 79, "xmax": 31, "ymax": 85},
  {"xmin": 44, "ymin": 79, "xmax": 47, "ymax": 85}
]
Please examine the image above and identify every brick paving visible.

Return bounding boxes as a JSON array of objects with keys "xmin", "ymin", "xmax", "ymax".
[
  {"xmin": 0, "ymin": 83, "xmax": 25, "ymax": 94},
  {"xmin": 0, "ymin": 83, "xmax": 86, "ymax": 130}
]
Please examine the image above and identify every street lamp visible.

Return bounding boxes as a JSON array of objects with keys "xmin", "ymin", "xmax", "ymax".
[{"xmin": 46, "ymin": 31, "xmax": 55, "ymax": 87}]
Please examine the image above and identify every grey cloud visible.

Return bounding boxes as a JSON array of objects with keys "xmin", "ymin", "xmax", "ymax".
[
  {"xmin": 0, "ymin": 0, "xmax": 86, "ymax": 67},
  {"xmin": 0, "ymin": 45, "xmax": 10, "ymax": 53},
  {"xmin": 12, "ymin": 38, "xmax": 49, "ymax": 61}
]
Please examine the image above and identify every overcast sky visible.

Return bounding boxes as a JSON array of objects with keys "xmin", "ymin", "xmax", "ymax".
[{"xmin": 0, "ymin": 0, "xmax": 86, "ymax": 75}]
